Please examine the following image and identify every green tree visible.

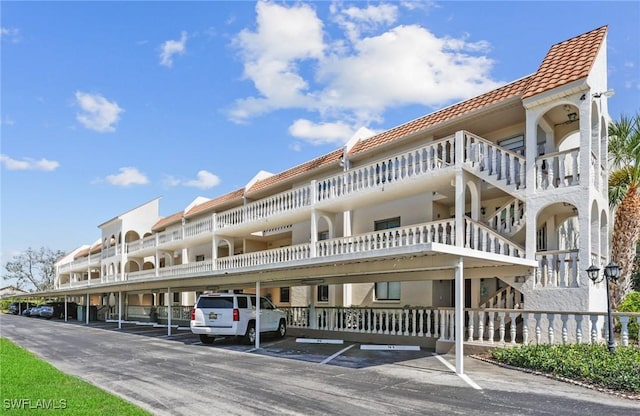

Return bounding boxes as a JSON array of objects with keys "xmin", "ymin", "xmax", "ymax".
[
  {"xmin": 2, "ymin": 247, "xmax": 65, "ymax": 292},
  {"xmin": 608, "ymin": 112, "xmax": 640, "ymax": 308}
]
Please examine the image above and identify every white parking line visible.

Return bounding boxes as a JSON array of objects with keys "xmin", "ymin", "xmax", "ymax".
[
  {"xmin": 434, "ymin": 354, "xmax": 482, "ymax": 390},
  {"xmin": 296, "ymin": 338, "xmax": 344, "ymax": 344},
  {"xmin": 320, "ymin": 344, "xmax": 356, "ymax": 364},
  {"xmin": 360, "ymin": 345, "xmax": 420, "ymax": 351}
]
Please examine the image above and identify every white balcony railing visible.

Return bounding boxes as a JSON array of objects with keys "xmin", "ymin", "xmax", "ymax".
[
  {"xmin": 317, "ymin": 137, "xmax": 455, "ymax": 203},
  {"xmin": 535, "ymin": 249, "xmax": 580, "ymax": 288},
  {"xmin": 284, "ymin": 306, "xmax": 640, "ymax": 347},
  {"xmin": 485, "ymin": 198, "xmax": 525, "ymax": 236},
  {"xmin": 217, "ymin": 186, "xmax": 313, "ymax": 230},
  {"xmin": 317, "ymin": 220, "xmax": 455, "ymax": 257},
  {"xmin": 465, "ymin": 217, "xmax": 525, "ymax": 258},
  {"xmin": 464, "ymin": 132, "xmax": 526, "ymax": 190},
  {"xmin": 536, "ymin": 148, "xmax": 580, "ymax": 190}
]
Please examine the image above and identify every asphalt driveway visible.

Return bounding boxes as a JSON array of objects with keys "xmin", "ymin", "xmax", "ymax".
[{"xmin": 1, "ymin": 314, "xmax": 638, "ymax": 415}]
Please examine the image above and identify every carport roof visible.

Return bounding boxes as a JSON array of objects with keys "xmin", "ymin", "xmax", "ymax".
[{"xmin": 29, "ymin": 247, "xmax": 536, "ymax": 298}]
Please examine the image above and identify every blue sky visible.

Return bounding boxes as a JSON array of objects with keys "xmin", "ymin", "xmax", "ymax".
[{"xmin": 1, "ymin": 1, "xmax": 639, "ymax": 277}]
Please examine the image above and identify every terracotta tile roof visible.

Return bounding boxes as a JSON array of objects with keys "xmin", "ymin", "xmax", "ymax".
[
  {"xmin": 73, "ymin": 242, "xmax": 101, "ymax": 259},
  {"xmin": 151, "ymin": 211, "xmax": 184, "ymax": 231},
  {"xmin": 522, "ymin": 26, "xmax": 607, "ymax": 99},
  {"xmin": 246, "ymin": 149, "xmax": 344, "ymax": 194},
  {"xmin": 185, "ymin": 187, "xmax": 245, "ymax": 218},
  {"xmin": 349, "ymin": 76, "xmax": 532, "ymax": 156}
]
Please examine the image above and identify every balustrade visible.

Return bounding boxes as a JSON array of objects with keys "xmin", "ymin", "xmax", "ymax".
[
  {"xmin": 535, "ymin": 250, "xmax": 580, "ymax": 288},
  {"xmin": 464, "ymin": 132, "xmax": 525, "ymax": 190},
  {"xmin": 536, "ymin": 149, "xmax": 580, "ymax": 190},
  {"xmin": 283, "ymin": 306, "xmax": 640, "ymax": 348}
]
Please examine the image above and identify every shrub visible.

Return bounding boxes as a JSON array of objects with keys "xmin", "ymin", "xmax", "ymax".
[
  {"xmin": 617, "ymin": 291, "xmax": 640, "ymax": 341},
  {"xmin": 491, "ymin": 344, "xmax": 640, "ymax": 393}
]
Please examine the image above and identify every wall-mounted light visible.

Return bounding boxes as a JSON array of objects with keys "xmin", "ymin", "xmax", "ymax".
[
  {"xmin": 592, "ymin": 89, "xmax": 615, "ymax": 98},
  {"xmin": 567, "ymin": 112, "xmax": 577, "ymax": 122},
  {"xmin": 579, "ymin": 93, "xmax": 586, "ymax": 101},
  {"xmin": 480, "ymin": 207, "xmax": 486, "ymax": 215}
]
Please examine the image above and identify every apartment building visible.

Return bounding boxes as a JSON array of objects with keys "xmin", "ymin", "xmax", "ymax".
[{"xmin": 53, "ymin": 26, "xmax": 621, "ymax": 350}]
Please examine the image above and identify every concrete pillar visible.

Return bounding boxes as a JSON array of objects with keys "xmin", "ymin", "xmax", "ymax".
[
  {"xmin": 455, "ymin": 257, "xmax": 465, "ymax": 375},
  {"xmin": 255, "ymin": 281, "xmax": 261, "ymax": 349}
]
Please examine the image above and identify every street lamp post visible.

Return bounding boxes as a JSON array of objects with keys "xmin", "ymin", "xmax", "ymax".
[{"xmin": 586, "ymin": 261, "xmax": 621, "ymax": 353}]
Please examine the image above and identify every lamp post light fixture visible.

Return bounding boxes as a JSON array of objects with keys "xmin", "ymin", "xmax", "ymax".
[{"xmin": 586, "ymin": 261, "xmax": 621, "ymax": 353}]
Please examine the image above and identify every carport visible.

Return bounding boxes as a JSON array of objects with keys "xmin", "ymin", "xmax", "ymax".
[{"xmin": 23, "ymin": 242, "xmax": 535, "ymax": 375}]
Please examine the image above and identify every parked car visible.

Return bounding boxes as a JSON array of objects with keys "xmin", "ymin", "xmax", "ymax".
[
  {"xmin": 8, "ymin": 302, "xmax": 35, "ymax": 315},
  {"xmin": 22, "ymin": 307, "xmax": 33, "ymax": 317},
  {"xmin": 28, "ymin": 305, "xmax": 42, "ymax": 317},
  {"xmin": 190, "ymin": 293, "xmax": 287, "ymax": 344},
  {"xmin": 39, "ymin": 305, "xmax": 55, "ymax": 319}
]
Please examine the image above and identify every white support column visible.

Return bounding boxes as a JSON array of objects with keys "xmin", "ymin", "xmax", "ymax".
[
  {"xmin": 455, "ymin": 257, "xmax": 465, "ymax": 375},
  {"xmin": 85, "ymin": 293, "xmax": 90, "ymax": 325},
  {"xmin": 64, "ymin": 295, "xmax": 68, "ymax": 322},
  {"xmin": 455, "ymin": 169, "xmax": 465, "ymax": 247},
  {"xmin": 167, "ymin": 288, "xmax": 172, "ymax": 336},
  {"xmin": 118, "ymin": 291, "xmax": 122, "ymax": 330},
  {"xmin": 310, "ymin": 210, "xmax": 318, "ymax": 258},
  {"xmin": 255, "ymin": 281, "xmax": 261, "ymax": 349}
]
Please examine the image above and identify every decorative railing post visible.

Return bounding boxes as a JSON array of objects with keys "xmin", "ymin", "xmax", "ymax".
[
  {"xmin": 467, "ymin": 310, "xmax": 475, "ymax": 342},
  {"xmin": 619, "ymin": 316, "xmax": 629, "ymax": 347}
]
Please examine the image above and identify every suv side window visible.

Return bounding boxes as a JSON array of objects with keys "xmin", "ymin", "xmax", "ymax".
[
  {"xmin": 197, "ymin": 297, "xmax": 233, "ymax": 308},
  {"xmin": 237, "ymin": 296, "xmax": 248, "ymax": 309},
  {"xmin": 260, "ymin": 298, "xmax": 274, "ymax": 310}
]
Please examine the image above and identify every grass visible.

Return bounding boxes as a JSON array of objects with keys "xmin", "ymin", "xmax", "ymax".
[
  {"xmin": 490, "ymin": 343, "xmax": 640, "ymax": 396},
  {"xmin": 0, "ymin": 338, "xmax": 151, "ymax": 415}
]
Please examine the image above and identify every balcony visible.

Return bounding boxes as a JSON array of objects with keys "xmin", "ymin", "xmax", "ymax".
[{"xmin": 120, "ymin": 218, "xmax": 524, "ymax": 285}]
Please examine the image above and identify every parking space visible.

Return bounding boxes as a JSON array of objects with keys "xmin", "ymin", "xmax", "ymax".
[{"xmin": 48, "ymin": 317, "xmax": 436, "ymax": 369}]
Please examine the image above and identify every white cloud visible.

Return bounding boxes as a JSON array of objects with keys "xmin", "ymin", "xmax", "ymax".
[
  {"xmin": 159, "ymin": 31, "xmax": 188, "ymax": 67},
  {"xmin": 184, "ymin": 170, "xmax": 221, "ymax": 189},
  {"xmin": 288, "ymin": 119, "xmax": 356, "ymax": 145},
  {"xmin": 75, "ymin": 91, "xmax": 124, "ymax": 132},
  {"xmin": 229, "ymin": 1, "xmax": 324, "ymax": 121},
  {"xmin": 1, "ymin": 27, "xmax": 20, "ymax": 43},
  {"xmin": 331, "ymin": 3, "xmax": 398, "ymax": 42},
  {"xmin": 105, "ymin": 167, "xmax": 148, "ymax": 187},
  {"xmin": 230, "ymin": 2, "xmax": 501, "ymax": 142},
  {"xmin": 165, "ymin": 170, "xmax": 221, "ymax": 190},
  {"xmin": 289, "ymin": 142, "xmax": 302, "ymax": 152},
  {"xmin": 0, "ymin": 154, "xmax": 60, "ymax": 171}
]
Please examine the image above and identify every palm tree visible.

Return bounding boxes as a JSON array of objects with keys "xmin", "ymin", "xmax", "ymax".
[{"xmin": 608, "ymin": 113, "xmax": 640, "ymax": 308}]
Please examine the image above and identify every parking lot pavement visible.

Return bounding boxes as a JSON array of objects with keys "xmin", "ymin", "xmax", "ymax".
[{"xmin": 2, "ymin": 313, "xmax": 639, "ymax": 416}]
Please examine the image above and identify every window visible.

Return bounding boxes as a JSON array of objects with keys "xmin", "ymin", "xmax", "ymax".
[
  {"xmin": 374, "ymin": 218, "xmax": 401, "ymax": 300},
  {"xmin": 318, "ymin": 230, "xmax": 329, "ymax": 241},
  {"xmin": 498, "ymin": 135, "xmax": 525, "ymax": 155},
  {"xmin": 375, "ymin": 282, "xmax": 400, "ymax": 301},
  {"xmin": 317, "ymin": 285, "xmax": 329, "ymax": 302},
  {"xmin": 280, "ymin": 287, "xmax": 290, "ymax": 303},
  {"xmin": 195, "ymin": 255, "xmax": 205, "ymax": 262},
  {"xmin": 374, "ymin": 217, "xmax": 400, "ymax": 231},
  {"xmin": 173, "ymin": 292, "xmax": 180, "ymax": 303}
]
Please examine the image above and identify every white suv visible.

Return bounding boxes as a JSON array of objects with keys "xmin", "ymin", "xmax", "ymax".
[{"xmin": 190, "ymin": 293, "xmax": 287, "ymax": 344}]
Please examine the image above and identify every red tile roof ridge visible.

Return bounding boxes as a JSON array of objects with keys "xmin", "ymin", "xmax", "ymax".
[
  {"xmin": 246, "ymin": 148, "xmax": 344, "ymax": 195},
  {"xmin": 185, "ymin": 187, "xmax": 245, "ymax": 218},
  {"xmin": 349, "ymin": 74, "xmax": 534, "ymax": 156},
  {"xmin": 151, "ymin": 211, "xmax": 184, "ymax": 231},
  {"xmin": 522, "ymin": 26, "xmax": 607, "ymax": 99}
]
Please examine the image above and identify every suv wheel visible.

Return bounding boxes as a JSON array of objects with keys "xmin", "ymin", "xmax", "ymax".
[
  {"xmin": 243, "ymin": 322, "xmax": 256, "ymax": 345},
  {"xmin": 199, "ymin": 334, "xmax": 215, "ymax": 344},
  {"xmin": 277, "ymin": 319, "xmax": 287, "ymax": 338}
]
